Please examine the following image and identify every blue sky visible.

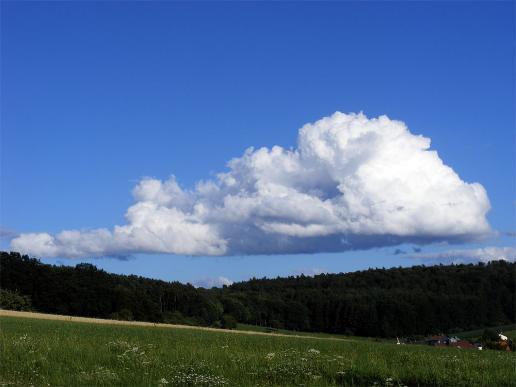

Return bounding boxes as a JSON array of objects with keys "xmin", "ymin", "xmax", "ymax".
[{"xmin": 1, "ymin": 2, "xmax": 514, "ymax": 285}]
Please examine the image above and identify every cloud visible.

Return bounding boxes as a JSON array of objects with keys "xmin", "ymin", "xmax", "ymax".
[
  {"xmin": 293, "ymin": 267, "xmax": 328, "ymax": 277},
  {"xmin": 409, "ymin": 246, "xmax": 516, "ymax": 264},
  {"xmin": 393, "ymin": 248, "xmax": 407, "ymax": 255},
  {"xmin": 11, "ymin": 112, "xmax": 492, "ymax": 258},
  {"xmin": 0, "ymin": 227, "xmax": 19, "ymax": 240},
  {"xmin": 193, "ymin": 276, "xmax": 233, "ymax": 288}
]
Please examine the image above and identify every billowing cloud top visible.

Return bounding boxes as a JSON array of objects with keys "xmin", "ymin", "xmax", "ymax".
[
  {"xmin": 193, "ymin": 276, "xmax": 233, "ymax": 289},
  {"xmin": 11, "ymin": 112, "xmax": 492, "ymax": 258}
]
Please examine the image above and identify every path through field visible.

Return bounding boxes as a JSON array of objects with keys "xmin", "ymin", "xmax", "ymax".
[{"xmin": 0, "ymin": 309, "xmax": 351, "ymax": 342}]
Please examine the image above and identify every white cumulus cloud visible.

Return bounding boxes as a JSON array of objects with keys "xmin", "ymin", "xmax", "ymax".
[
  {"xmin": 409, "ymin": 246, "xmax": 516, "ymax": 264},
  {"xmin": 193, "ymin": 276, "xmax": 233, "ymax": 289},
  {"xmin": 11, "ymin": 112, "xmax": 492, "ymax": 258}
]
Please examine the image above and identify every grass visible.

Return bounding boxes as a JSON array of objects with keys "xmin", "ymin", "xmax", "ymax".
[
  {"xmin": 504, "ymin": 330, "xmax": 516, "ymax": 339},
  {"xmin": 235, "ymin": 324, "xmax": 362, "ymax": 340},
  {"xmin": 236, "ymin": 323, "xmax": 390, "ymax": 344},
  {"xmin": 1, "ymin": 316, "xmax": 516, "ymax": 386}
]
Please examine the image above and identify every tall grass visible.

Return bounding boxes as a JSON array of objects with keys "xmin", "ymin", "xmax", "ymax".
[{"xmin": 1, "ymin": 316, "xmax": 515, "ymax": 386}]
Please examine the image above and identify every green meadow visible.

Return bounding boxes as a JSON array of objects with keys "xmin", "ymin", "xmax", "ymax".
[
  {"xmin": 1, "ymin": 316, "xmax": 515, "ymax": 387},
  {"xmin": 453, "ymin": 325, "xmax": 516, "ymax": 341}
]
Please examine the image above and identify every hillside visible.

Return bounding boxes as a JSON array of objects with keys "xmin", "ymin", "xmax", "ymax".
[
  {"xmin": 2, "ymin": 315, "xmax": 515, "ymax": 386},
  {"xmin": 1, "ymin": 251, "xmax": 514, "ymax": 337}
]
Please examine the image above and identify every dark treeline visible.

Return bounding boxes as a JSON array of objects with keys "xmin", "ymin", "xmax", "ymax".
[{"xmin": 1, "ymin": 251, "xmax": 514, "ymax": 337}]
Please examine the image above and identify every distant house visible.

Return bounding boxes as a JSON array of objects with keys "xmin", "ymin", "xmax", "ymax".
[
  {"xmin": 426, "ymin": 335, "xmax": 449, "ymax": 346},
  {"xmin": 498, "ymin": 333, "xmax": 513, "ymax": 351},
  {"xmin": 448, "ymin": 336, "xmax": 459, "ymax": 344},
  {"xmin": 424, "ymin": 335, "xmax": 478, "ymax": 350}
]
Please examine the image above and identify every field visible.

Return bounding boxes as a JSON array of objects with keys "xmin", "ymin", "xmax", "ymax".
[
  {"xmin": 1, "ymin": 315, "xmax": 516, "ymax": 386},
  {"xmin": 453, "ymin": 325, "xmax": 516, "ymax": 341}
]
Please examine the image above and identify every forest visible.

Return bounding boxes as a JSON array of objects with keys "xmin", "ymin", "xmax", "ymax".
[{"xmin": 1, "ymin": 251, "xmax": 514, "ymax": 338}]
